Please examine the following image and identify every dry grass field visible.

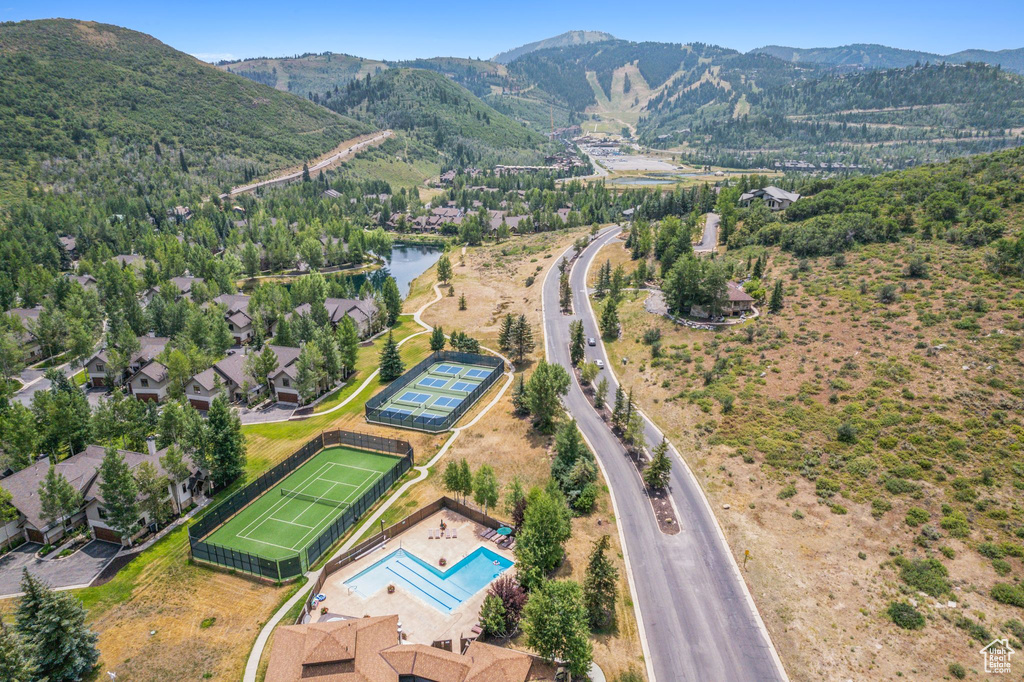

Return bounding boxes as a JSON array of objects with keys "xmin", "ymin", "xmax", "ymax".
[{"xmin": 591, "ymin": 233, "xmax": 1024, "ymax": 681}]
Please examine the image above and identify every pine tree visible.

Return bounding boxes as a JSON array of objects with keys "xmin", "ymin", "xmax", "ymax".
[
  {"xmin": 302, "ymin": 162, "xmax": 311, "ymax": 182},
  {"xmin": 611, "ymin": 385, "xmax": 626, "ymax": 429},
  {"xmin": 99, "ymin": 447, "xmax": 139, "ymax": 543},
  {"xmin": 336, "ymin": 316, "xmax": 359, "ymax": 376},
  {"xmin": 583, "ymin": 534, "xmax": 619, "ymax": 629},
  {"xmin": 159, "ymin": 445, "xmax": 190, "ymax": 514},
  {"xmin": 595, "ymin": 377, "xmax": 609, "ymax": 409},
  {"xmin": 0, "ymin": 617, "xmax": 35, "ymax": 682},
  {"xmin": 497, "ymin": 313, "xmax": 515, "ymax": 353},
  {"xmin": 511, "ymin": 374, "xmax": 529, "ymax": 416},
  {"xmin": 511, "ymin": 314, "xmax": 535, "ymax": 365},
  {"xmin": 752, "ymin": 254, "xmax": 764, "ymax": 279},
  {"xmin": 429, "ymin": 325, "xmax": 446, "ymax": 351},
  {"xmin": 600, "ymin": 297, "xmax": 620, "ymax": 338},
  {"xmin": 206, "ymin": 395, "xmax": 245, "ymax": 489},
  {"xmin": 644, "ymin": 438, "xmax": 673, "ymax": 490},
  {"xmin": 274, "ymin": 315, "xmax": 295, "ymax": 347},
  {"xmin": 178, "ymin": 149, "xmax": 188, "ymax": 173},
  {"xmin": 378, "ymin": 331, "xmax": 405, "ymax": 381},
  {"xmin": 458, "ymin": 293, "xmax": 467, "ymax": 310},
  {"xmin": 437, "ymin": 252, "xmax": 453, "ymax": 283},
  {"xmin": 381, "ymin": 276, "xmax": 402, "ymax": 326},
  {"xmin": 595, "ymin": 260, "xmax": 611, "ymax": 297},
  {"xmin": 769, "ymin": 279, "xmax": 784, "ymax": 313},
  {"xmin": 15, "ymin": 570, "xmax": 99, "ymax": 682},
  {"xmin": 569, "ymin": 320, "xmax": 585, "ymax": 366}
]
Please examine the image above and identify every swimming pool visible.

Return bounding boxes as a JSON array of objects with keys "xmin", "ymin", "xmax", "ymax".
[{"xmin": 344, "ymin": 546, "xmax": 513, "ymax": 613}]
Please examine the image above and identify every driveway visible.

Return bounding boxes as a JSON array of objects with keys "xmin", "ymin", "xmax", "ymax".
[
  {"xmin": 694, "ymin": 211, "xmax": 720, "ymax": 252},
  {"xmin": 0, "ymin": 540, "xmax": 121, "ymax": 596},
  {"xmin": 543, "ymin": 227, "xmax": 786, "ymax": 681}
]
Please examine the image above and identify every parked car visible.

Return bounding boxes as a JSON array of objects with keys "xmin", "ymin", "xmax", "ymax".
[
  {"xmin": 595, "ymin": 359, "xmax": 605, "ymax": 369},
  {"xmin": 587, "ymin": 337, "xmax": 596, "ymax": 346}
]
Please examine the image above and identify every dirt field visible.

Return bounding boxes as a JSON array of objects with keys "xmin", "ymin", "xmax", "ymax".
[{"xmin": 591, "ymin": 235, "xmax": 1024, "ymax": 681}]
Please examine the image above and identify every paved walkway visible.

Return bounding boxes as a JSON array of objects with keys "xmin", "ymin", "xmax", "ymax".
[{"xmin": 0, "ymin": 540, "xmax": 120, "ymax": 597}]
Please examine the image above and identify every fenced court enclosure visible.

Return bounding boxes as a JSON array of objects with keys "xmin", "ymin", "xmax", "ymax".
[
  {"xmin": 365, "ymin": 350, "xmax": 505, "ymax": 432},
  {"xmin": 188, "ymin": 430, "xmax": 412, "ymax": 581}
]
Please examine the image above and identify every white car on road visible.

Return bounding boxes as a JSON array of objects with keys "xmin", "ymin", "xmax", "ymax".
[{"xmin": 595, "ymin": 359, "xmax": 605, "ymax": 369}]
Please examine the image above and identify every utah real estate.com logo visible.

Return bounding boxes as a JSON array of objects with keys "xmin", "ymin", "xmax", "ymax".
[{"xmin": 980, "ymin": 638, "xmax": 1014, "ymax": 674}]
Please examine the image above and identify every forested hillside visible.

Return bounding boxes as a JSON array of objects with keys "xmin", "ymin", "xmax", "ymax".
[
  {"xmin": 0, "ymin": 19, "xmax": 371, "ymax": 200},
  {"xmin": 219, "ymin": 52, "xmax": 388, "ymax": 95},
  {"xmin": 317, "ymin": 68, "xmax": 553, "ymax": 166},
  {"xmin": 492, "ymin": 30, "xmax": 616, "ymax": 64},
  {"xmin": 753, "ymin": 42, "xmax": 1024, "ymax": 74}
]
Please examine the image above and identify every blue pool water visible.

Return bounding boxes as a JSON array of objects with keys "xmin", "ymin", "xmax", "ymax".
[{"xmin": 344, "ymin": 546, "xmax": 513, "ymax": 613}]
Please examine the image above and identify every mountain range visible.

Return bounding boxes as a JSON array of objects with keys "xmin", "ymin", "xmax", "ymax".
[{"xmin": 752, "ymin": 43, "xmax": 1024, "ymax": 74}]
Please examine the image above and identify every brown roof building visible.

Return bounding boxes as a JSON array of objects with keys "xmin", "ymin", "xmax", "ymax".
[{"xmin": 265, "ymin": 615, "xmax": 542, "ymax": 682}]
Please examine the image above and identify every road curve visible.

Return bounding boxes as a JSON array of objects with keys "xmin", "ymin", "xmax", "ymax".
[
  {"xmin": 543, "ymin": 227, "xmax": 787, "ymax": 682},
  {"xmin": 222, "ymin": 130, "xmax": 393, "ymax": 198}
]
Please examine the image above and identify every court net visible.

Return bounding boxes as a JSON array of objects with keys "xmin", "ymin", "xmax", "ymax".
[{"xmin": 280, "ymin": 488, "xmax": 350, "ymax": 509}]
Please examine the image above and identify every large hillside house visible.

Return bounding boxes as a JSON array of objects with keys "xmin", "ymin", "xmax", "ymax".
[
  {"xmin": 85, "ymin": 336, "xmax": 170, "ymax": 388},
  {"xmin": 265, "ymin": 615, "xmax": 539, "ymax": 682},
  {"xmin": 0, "ymin": 445, "xmax": 204, "ymax": 546},
  {"xmin": 186, "ymin": 344, "xmax": 302, "ymax": 410},
  {"xmin": 739, "ymin": 186, "xmax": 801, "ymax": 211},
  {"xmin": 143, "ymin": 275, "xmax": 205, "ymax": 306},
  {"xmin": 690, "ymin": 282, "xmax": 756, "ymax": 319},
  {"xmin": 4, "ymin": 307, "xmax": 43, "ymax": 361},
  {"xmin": 291, "ymin": 297, "xmax": 381, "ymax": 339}
]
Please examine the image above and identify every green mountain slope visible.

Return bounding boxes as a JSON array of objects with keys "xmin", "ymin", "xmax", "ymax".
[
  {"xmin": 492, "ymin": 30, "xmax": 616, "ymax": 65},
  {"xmin": 0, "ymin": 19, "xmax": 370, "ymax": 197},
  {"xmin": 752, "ymin": 43, "xmax": 1024, "ymax": 74},
  {"xmin": 318, "ymin": 68, "xmax": 553, "ymax": 166},
  {"xmin": 218, "ymin": 52, "xmax": 388, "ymax": 95}
]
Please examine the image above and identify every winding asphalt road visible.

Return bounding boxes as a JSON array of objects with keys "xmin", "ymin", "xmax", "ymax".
[
  {"xmin": 694, "ymin": 212, "xmax": 720, "ymax": 253},
  {"xmin": 543, "ymin": 227, "xmax": 786, "ymax": 682}
]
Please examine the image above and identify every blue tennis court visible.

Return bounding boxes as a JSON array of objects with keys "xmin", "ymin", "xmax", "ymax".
[{"xmin": 367, "ymin": 355, "xmax": 502, "ymax": 432}]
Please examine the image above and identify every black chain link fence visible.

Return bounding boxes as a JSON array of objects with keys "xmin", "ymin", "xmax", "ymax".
[
  {"xmin": 188, "ymin": 430, "xmax": 413, "ymax": 581},
  {"xmin": 365, "ymin": 350, "xmax": 505, "ymax": 432}
]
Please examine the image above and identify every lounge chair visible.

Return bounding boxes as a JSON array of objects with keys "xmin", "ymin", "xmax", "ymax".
[
  {"xmin": 470, "ymin": 624, "xmax": 482, "ymax": 635},
  {"xmin": 481, "ymin": 529, "xmax": 496, "ymax": 540},
  {"xmin": 428, "ymin": 529, "xmax": 435, "ymax": 539},
  {"xmin": 450, "ymin": 528, "xmax": 457, "ymax": 539}
]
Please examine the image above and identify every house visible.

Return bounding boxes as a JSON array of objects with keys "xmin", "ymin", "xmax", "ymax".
[
  {"xmin": 0, "ymin": 444, "xmax": 204, "ymax": 546},
  {"xmin": 690, "ymin": 282, "xmax": 756, "ymax": 319},
  {"xmin": 186, "ymin": 345, "xmax": 302, "ymax": 410},
  {"xmin": 291, "ymin": 297, "xmax": 380, "ymax": 339},
  {"xmin": 58, "ymin": 236, "xmax": 78, "ymax": 258},
  {"xmin": 486, "ymin": 211, "xmax": 529, "ymax": 233},
  {"xmin": 66, "ymin": 273, "xmax": 98, "ymax": 290},
  {"xmin": 322, "ymin": 188, "xmax": 342, "ymax": 199},
  {"xmin": 85, "ymin": 336, "xmax": 169, "ymax": 388},
  {"xmin": 739, "ymin": 186, "xmax": 801, "ymax": 211},
  {"xmin": 264, "ymin": 615, "xmax": 538, "ymax": 682},
  {"xmin": 113, "ymin": 254, "xmax": 145, "ymax": 269},
  {"xmin": 438, "ymin": 169, "xmax": 457, "ymax": 185},
  {"xmin": 128, "ymin": 361, "xmax": 170, "ymax": 402},
  {"xmin": 168, "ymin": 205, "xmax": 193, "ymax": 222},
  {"xmin": 212, "ymin": 294, "xmax": 257, "ymax": 345},
  {"xmin": 4, "ymin": 307, "xmax": 43, "ymax": 361},
  {"xmin": 144, "ymin": 276, "xmax": 205, "ymax": 306}
]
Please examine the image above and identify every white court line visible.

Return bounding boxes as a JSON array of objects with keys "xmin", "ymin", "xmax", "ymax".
[
  {"xmin": 239, "ymin": 517, "xmax": 315, "ymax": 537},
  {"xmin": 233, "ymin": 460, "xmax": 336, "ymax": 539},
  {"xmin": 287, "ymin": 469, "xmax": 385, "ymax": 550}
]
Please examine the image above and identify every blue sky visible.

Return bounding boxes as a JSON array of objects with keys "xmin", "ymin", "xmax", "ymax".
[{"xmin": 3, "ymin": 1, "xmax": 1021, "ymax": 62}]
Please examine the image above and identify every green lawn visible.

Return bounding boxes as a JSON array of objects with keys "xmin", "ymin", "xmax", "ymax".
[{"xmin": 204, "ymin": 446, "xmax": 402, "ymax": 561}]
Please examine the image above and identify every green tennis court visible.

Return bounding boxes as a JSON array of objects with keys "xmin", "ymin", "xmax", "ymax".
[{"xmin": 204, "ymin": 446, "xmax": 400, "ymax": 560}]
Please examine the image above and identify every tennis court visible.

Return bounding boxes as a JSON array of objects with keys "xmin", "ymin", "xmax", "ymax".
[
  {"xmin": 367, "ymin": 359, "xmax": 497, "ymax": 429},
  {"xmin": 204, "ymin": 446, "xmax": 400, "ymax": 560}
]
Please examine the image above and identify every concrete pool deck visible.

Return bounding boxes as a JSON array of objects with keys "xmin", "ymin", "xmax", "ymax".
[{"xmin": 317, "ymin": 508, "xmax": 513, "ymax": 645}]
